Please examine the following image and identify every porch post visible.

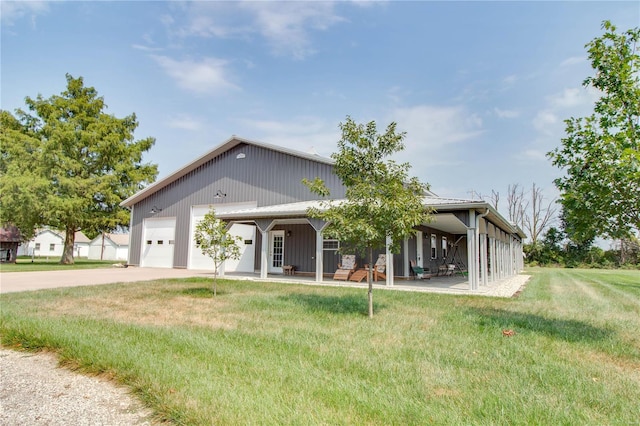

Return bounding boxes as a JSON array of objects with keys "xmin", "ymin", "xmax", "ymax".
[
  {"xmin": 489, "ymin": 236, "xmax": 496, "ymax": 283},
  {"xmin": 509, "ymin": 237, "xmax": 514, "ymax": 277},
  {"xmin": 467, "ymin": 209, "xmax": 478, "ymax": 291},
  {"xmin": 416, "ymin": 231, "xmax": 424, "ymax": 268},
  {"xmin": 480, "ymin": 233, "xmax": 488, "ymax": 286},
  {"xmin": 403, "ymin": 238, "xmax": 410, "ymax": 279},
  {"xmin": 315, "ymin": 229, "xmax": 323, "ymax": 283},
  {"xmin": 386, "ymin": 235, "xmax": 393, "ymax": 287},
  {"xmin": 260, "ymin": 229, "xmax": 269, "ymax": 279}
]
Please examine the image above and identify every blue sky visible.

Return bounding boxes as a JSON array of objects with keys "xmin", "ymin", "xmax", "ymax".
[{"xmin": 2, "ymin": 1, "xmax": 639, "ymax": 214}]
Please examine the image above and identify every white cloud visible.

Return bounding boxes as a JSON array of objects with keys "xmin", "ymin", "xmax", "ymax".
[
  {"xmin": 150, "ymin": 55, "xmax": 239, "ymax": 95},
  {"xmin": 132, "ymin": 44, "xmax": 163, "ymax": 52},
  {"xmin": 166, "ymin": 1, "xmax": 345, "ymax": 59},
  {"xmin": 522, "ymin": 149, "xmax": 549, "ymax": 161},
  {"xmin": 0, "ymin": 1, "xmax": 49, "ymax": 26},
  {"xmin": 548, "ymin": 87, "xmax": 596, "ymax": 109},
  {"xmin": 560, "ymin": 56, "xmax": 586, "ymax": 67},
  {"xmin": 237, "ymin": 116, "xmax": 340, "ymax": 156},
  {"xmin": 241, "ymin": 2, "xmax": 344, "ymax": 59},
  {"xmin": 494, "ymin": 107, "xmax": 520, "ymax": 119},
  {"xmin": 167, "ymin": 114, "xmax": 203, "ymax": 131},
  {"xmin": 389, "ymin": 105, "xmax": 484, "ymax": 149},
  {"xmin": 532, "ymin": 110, "xmax": 559, "ymax": 135},
  {"xmin": 503, "ymin": 74, "xmax": 518, "ymax": 86}
]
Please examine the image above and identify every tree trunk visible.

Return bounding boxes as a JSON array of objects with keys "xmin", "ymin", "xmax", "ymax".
[
  {"xmin": 367, "ymin": 246, "xmax": 374, "ymax": 318},
  {"xmin": 60, "ymin": 226, "xmax": 76, "ymax": 265}
]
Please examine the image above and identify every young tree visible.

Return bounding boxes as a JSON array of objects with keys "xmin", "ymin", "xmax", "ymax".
[
  {"xmin": 548, "ymin": 21, "xmax": 640, "ymax": 242},
  {"xmin": 304, "ymin": 116, "xmax": 430, "ymax": 318},
  {"xmin": 194, "ymin": 208, "xmax": 242, "ymax": 297},
  {"xmin": 0, "ymin": 74, "xmax": 158, "ymax": 263}
]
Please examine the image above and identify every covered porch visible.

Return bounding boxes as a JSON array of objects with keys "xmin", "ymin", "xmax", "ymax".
[{"xmin": 215, "ymin": 197, "xmax": 526, "ymax": 294}]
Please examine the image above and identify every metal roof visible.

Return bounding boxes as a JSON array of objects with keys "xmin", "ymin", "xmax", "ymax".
[{"xmin": 216, "ymin": 197, "xmax": 526, "ymax": 238}]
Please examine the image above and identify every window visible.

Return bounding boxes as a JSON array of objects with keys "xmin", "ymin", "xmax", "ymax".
[
  {"xmin": 244, "ymin": 240, "xmax": 253, "ymax": 245},
  {"xmin": 168, "ymin": 240, "xmax": 175, "ymax": 245},
  {"xmin": 157, "ymin": 240, "xmax": 164, "ymax": 245},
  {"xmin": 442, "ymin": 236, "xmax": 448, "ymax": 260},
  {"xmin": 146, "ymin": 240, "xmax": 152, "ymax": 245},
  {"xmin": 430, "ymin": 234, "xmax": 437, "ymax": 259},
  {"xmin": 323, "ymin": 239, "xmax": 339, "ymax": 251},
  {"xmin": 35, "ymin": 243, "xmax": 41, "ymax": 250},
  {"xmin": 49, "ymin": 243, "xmax": 55, "ymax": 251}
]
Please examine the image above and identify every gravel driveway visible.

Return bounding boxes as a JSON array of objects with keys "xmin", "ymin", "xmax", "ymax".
[{"xmin": 0, "ymin": 349, "xmax": 155, "ymax": 425}]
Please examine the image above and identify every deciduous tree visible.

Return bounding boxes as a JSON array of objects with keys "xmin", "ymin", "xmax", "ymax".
[
  {"xmin": 194, "ymin": 207, "xmax": 242, "ymax": 297},
  {"xmin": 0, "ymin": 74, "xmax": 158, "ymax": 263},
  {"xmin": 304, "ymin": 116, "xmax": 430, "ymax": 317},
  {"xmin": 548, "ymin": 21, "xmax": 640, "ymax": 242}
]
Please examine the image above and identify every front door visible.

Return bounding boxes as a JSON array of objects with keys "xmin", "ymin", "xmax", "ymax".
[{"xmin": 268, "ymin": 230, "xmax": 284, "ymax": 273}]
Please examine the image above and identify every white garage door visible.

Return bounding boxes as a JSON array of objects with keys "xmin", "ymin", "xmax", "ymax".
[
  {"xmin": 189, "ymin": 204, "xmax": 256, "ymax": 272},
  {"xmin": 141, "ymin": 218, "xmax": 176, "ymax": 268}
]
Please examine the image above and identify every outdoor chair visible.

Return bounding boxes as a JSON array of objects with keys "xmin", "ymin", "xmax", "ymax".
[
  {"xmin": 410, "ymin": 260, "xmax": 430, "ymax": 280},
  {"xmin": 373, "ymin": 254, "xmax": 387, "ymax": 281},
  {"xmin": 333, "ymin": 254, "xmax": 356, "ymax": 281},
  {"xmin": 445, "ymin": 264, "xmax": 456, "ymax": 276}
]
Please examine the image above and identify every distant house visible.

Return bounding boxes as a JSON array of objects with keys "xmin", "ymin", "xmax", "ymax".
[
  {"xmin": 120, "ymin": 136, "xmax": 525, "ymax": 291},
  {"xmin": 88, "ymin": 233, "xmax": 129, "ymax": 261},
  {"xmin": 0, "ymin": 226, "xmax": 22, "ymax": 263},
  {"xmin": 18, "ymin": 229, "xmax": 91, "ymax": 258},
  {"xmin": 74, "ymin": 232, "xmax": 91, "ymax": 258}
]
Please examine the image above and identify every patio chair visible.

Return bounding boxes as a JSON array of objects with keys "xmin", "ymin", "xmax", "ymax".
[
  {"xmin": 373, "ymin": 254, "xmax": 387, "ymax": 281},
  {"xmin": 445, "ymin": 264, "xmax": 456, "ymax": 276},
  {"xmin": 410, "ymin": 260, "xmax": 430, "ymax": 280},
  {"xmin": 348, "ymin": 269, "xmax": 368, "ymax": 282},
  {"xmin": 333, "ymin": 254, "xmax": 356, "ymax": 281}
]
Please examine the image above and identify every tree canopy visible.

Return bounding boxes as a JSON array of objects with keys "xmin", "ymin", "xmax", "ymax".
[
  {"xmin": 548, "ymin": 21, "xmax": 640, "ymax": 243},
  {"xmin": 0, "ymin": 74, "xmax": 158, "ymax": 263},
  {"xmin": 305, "ymin": 116, "xmax": 430, "ymax": 317}
]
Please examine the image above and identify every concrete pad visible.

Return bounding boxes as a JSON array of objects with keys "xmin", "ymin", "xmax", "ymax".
[{"xmin": 0, "ymin": 267, "xmax": 212, "ymax": 294}]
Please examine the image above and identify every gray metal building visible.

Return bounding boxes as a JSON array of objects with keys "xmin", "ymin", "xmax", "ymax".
[{"xmin": 121, "ymin": 136, "xmax": 525, "ymax": 290}]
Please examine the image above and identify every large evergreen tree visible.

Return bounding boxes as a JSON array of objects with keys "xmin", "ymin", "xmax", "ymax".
[
  {"xmin": 0, "ymin": 74, "xmax": 158, "ymax": 263},
  {"xmin": 548, "ymin": 21, "xmax": 640, "ymax": 243}
]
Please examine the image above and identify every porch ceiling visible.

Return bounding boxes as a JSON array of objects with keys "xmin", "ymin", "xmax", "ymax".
[{"xmin": 424, "ymin": 213, "xmax": 468, "ymax": 235}]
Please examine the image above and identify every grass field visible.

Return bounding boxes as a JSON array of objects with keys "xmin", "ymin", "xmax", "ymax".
[
  {"xmin": 1, "ymin": 268, "xmax": 638, "ymax": 425},
  {"xmin": 0, "ymin": 257, "xmax": 119, "ymax": 272}
]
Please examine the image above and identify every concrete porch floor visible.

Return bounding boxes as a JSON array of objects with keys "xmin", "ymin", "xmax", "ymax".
[{"xmin": 221, "ymin": 270, "xmax": 529, "ymax": 298}]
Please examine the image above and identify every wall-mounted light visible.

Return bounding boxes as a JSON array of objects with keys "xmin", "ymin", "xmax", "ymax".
[
  {"xmin": 286, "ymin": 230, "xmax": 292, "ymax": 237},
  {"xmin": 236, "ymin": 153, "xmax": 246, "ymax": 159},
  {"xmin": 214, "ymin": 190, "xmax": 227, "ymax": 199},
  {"xmin": 149, "ymin": 206, "xmax": 162, "ymax": 214}
]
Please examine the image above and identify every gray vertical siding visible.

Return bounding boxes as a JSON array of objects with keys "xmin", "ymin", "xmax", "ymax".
[{"xmin": 129, "ymin": 143, "xmax": 346, "ymax": 267}]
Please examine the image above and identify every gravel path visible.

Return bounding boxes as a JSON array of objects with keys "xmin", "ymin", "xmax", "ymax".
[{"xmin": 0, "ymin": 349, "xmax": 155, "ymax": 425}]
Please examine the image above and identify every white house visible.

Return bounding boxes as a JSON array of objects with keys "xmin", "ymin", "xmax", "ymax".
[
  {"xmin": 74, "ymin": 232, "xmax": 91, "ymax": 258},
  {"xmin": 88, "ymin": 233, "xmax": 129, "ymax": 261},
  {"xmin": 18, "ymin": 229, "xmax": 92, "ymax": 258}
]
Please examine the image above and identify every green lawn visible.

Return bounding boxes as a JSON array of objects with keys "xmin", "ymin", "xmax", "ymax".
[
  {"xmin": 0, "ymin": 257, "xmax": 119, "ymax": 272},
  {"xmin": 1, "ymin": 268, "xmax": 639, "ymax": 425}
]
